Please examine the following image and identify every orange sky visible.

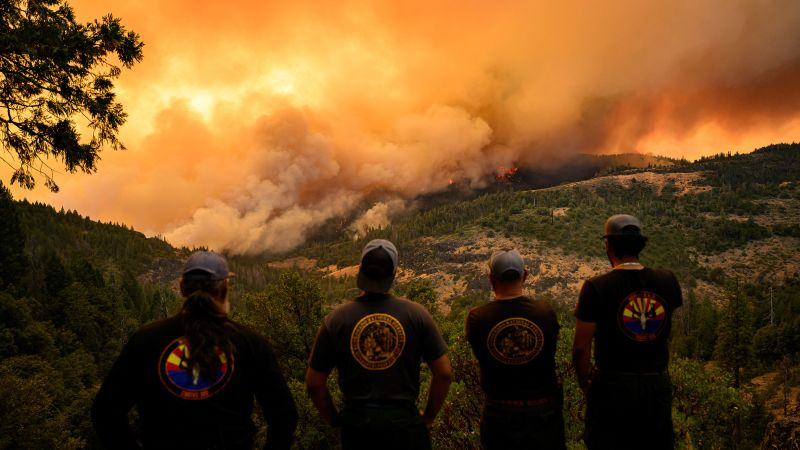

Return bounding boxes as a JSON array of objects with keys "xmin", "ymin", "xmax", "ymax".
[{"xmin": 7, "ymin": 0, "xmax": 800, "ymax": 253}]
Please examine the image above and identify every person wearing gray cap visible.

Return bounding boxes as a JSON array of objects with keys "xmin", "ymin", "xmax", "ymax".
[
  {"xmin": 572, "ymin": 215, "xmax": 683, "ymax": 450},
  {"xmin": 305, "ymin": 239, "xmax": 452, "ymax": 450},
  {"xmin": 465, "ymin": 249, "xmax": 564, "ymax": 450},
  {"xmin": 92, "ymin": 251, "xmax": 298, "ymax": 449}
]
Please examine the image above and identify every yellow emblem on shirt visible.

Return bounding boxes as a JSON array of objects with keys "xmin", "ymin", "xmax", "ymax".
[
  {"xmin": 487, "ymin": 317, "xmax": 544, "ymax": 365},
  {"xmin": 351, "ymin": 313, "xmax": 406, "ymax": 370}
]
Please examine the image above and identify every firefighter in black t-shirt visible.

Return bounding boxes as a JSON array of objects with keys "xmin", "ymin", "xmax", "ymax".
[
  {"xmin": 92, "ymin": 251, "xmax": 298, "ymax": 449},
  {"xmin": 572, "ymin": 214, "xmax": 683, "ymax": 450},
  {"xmin": 305, "ymin": 239, "xmax": 452, "ymax": 450},
  {"xmin": 466, "ymin": 249, "xmax": 565, "ymax": 450}
]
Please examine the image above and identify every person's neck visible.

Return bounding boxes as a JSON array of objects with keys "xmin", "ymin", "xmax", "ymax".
[
  {"xmin": 611, "ymin": 256, "xmax": 643, "ymax": 270},
  {"xmin": 361, "ymin": 291, "xmax": 389, "ymax": 297},
  {"xmin": 494, "ymin": 289, "xmax": 524, "ymax": 300}
]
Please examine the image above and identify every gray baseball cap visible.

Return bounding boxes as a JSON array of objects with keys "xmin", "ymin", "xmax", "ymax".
[
  {"xmin": 357, "ymin": 239, "xmax": 398, "ymax": 293},
  {"xmin": 489, "ymin": 249, "xmax": 525, "ymax": 281},
  {"xmin": 603, "ymin": 214, "xmax": 644, "ymax": 237},
  {"xmin": 182, "ymin": 251, "xmax": 233, "ymax": 281}
]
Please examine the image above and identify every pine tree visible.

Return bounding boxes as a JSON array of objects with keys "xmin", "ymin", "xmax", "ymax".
[
  {"xmin": 0, "ymin": 182, "xmax": 28, "ymax": 293},
  {"xmin": 714, "ymin": 280, "xmax": 754, "ymax": 388},
  {"xmin": 1, "ymin": 0, "xmax": 143, "ymax": 191}
]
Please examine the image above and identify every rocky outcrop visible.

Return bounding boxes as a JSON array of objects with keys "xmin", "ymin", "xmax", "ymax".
[{"xmin": 761, "ymin": 414, "xmax": 800, "ymax": 450}]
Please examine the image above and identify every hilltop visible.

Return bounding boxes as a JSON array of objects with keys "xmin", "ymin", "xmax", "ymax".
[
  {"xmin": 12, "ymin": 144, "xmax": 799, "ymax": 307},
  {"xmin": 269, "ymin": 143, "xmax": 800, "ymax": 310},
  {"xmin": 250, "ymin": 142, "xmax": 800, "ymax": 449}
]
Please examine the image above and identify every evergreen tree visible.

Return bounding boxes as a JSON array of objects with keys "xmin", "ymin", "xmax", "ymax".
[
  {"xmin": 714, "ymin": 280, "xmax": 754, "ymax": 388},
  {"xmin": 238, "ymin": 271, "xmax": 324, "ymax": 378},
  {"xmin": 397, "ymin": 279, "xmax": 440, "ymax": 317},
  {"xmin": 671, "ymin": 289, "xmax": 719, "ymax": 360},
  {"xmin": 71, "ymin": 259, "xmax": 104, "ymax": 288},
  {"xmin": 0, "ymin": 182, "xmax": 28, "ymax": 293},
  {"xmin": 1, "ymin": 0, "xmax": 143, "ymax": 191},
  {"xmin": 42, "ymin": 250, "xmax": 70, "ymax": 326}
]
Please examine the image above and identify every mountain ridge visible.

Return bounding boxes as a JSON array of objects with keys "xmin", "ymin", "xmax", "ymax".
[{"xmin": 2, "ymin": 143, "xmax": 799, "ymax": 449}]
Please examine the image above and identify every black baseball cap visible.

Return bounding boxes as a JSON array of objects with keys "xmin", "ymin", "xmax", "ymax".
[
  {"xmin": 489, "ymin": 249, "xmax": 525, "ymax": 281},
  {"xmin": 603, "ymin": 214, "xmax": 644, "ymax": 238},
  {"xmin": 357, "ymin": 239, "xmax": 398, "ymax": 293}
]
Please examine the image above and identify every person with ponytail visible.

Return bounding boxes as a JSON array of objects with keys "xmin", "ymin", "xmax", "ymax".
[{"xmin": 92, "ymin": 251, "xmax": 298, "ymax": 449}]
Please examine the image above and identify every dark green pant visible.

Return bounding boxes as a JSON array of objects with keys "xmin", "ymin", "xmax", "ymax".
[
  {"xmin": 480, "ymin": 396, "xmax": 566, "ymax": 450},
  {"xmin": 585, "ymin": 370, "xmax": 674, "ymax": 450},
  {"xmin": 340, "ymin": 403, "xmax": 431, "ymax": 450}
]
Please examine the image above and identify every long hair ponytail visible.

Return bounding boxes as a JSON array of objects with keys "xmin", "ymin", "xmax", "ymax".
[{"xmin": 179, "ymin": 280, "xmax": 235, "ymax": 383}]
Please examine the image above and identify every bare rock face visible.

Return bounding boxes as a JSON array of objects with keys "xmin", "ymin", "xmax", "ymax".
[{"xmin": 761, "ymin": 415, "xmax": 800, "ymax": 450}]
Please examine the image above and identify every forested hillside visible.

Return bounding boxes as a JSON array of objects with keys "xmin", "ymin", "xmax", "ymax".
[
  {"xmin": 263, "ymin": 142, "xmax": 800, "ymax": 449},
  {"xmin": 1, "ymin": 143, "xmax": 799, "ymax": 449},
  {"xmin": 0, "ymin": 188, "xmax": 184, "ymax": 448}
]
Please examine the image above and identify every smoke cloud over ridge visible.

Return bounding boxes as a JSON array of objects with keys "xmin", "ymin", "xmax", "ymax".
[{"xmin": 12, "ymin": 0, "xmax": 800, "ymax": 254}]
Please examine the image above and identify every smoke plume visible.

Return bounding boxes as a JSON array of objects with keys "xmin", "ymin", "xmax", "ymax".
[
  {"xmin": 10, "ymin": 0, "xmax": 800, "ymax": 254},
  {"xmin": 349, "ymin": 199, "xmax": 408, "ymax": 239}
]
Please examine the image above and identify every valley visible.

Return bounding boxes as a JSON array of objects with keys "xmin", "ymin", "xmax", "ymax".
[{"xmin": 2, "ymin": 143, "xmax": 799, "ymax": 449}]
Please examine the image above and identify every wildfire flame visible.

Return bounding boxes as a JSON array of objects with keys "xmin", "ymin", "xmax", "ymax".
[{"xmin": 494, "ymin": 166, "xmax": 519, "ymax": 182}]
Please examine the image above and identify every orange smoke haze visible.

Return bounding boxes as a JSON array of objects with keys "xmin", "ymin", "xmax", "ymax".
[{"xmin": 7, "ymin": 0, "xmax": 800, "ymax": 253}]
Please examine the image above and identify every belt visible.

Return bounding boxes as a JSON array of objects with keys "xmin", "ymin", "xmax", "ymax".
[
  {"xmin": 594, "ymin": 368, "xmax": 668, "ymax": 376},
  {"xmin": 346, "ymin": 399, "xmax": 417, "ymax": 409},
  {"xmin": 486, "ymin": 396, "xmax": 553, "ymax": 407}
]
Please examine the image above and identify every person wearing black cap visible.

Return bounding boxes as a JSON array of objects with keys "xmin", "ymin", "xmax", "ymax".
[
  {"xmin": 92, "ymin": 251, "xmax": 298, "ymax": 449},
  {"xmin": 465, "ymin": 249, "xmax": 564, "ymax": 450},
  {"xmin": 305, "ymin": 239, "xmax": 452, "ymax": 450},
  {"xmin": 572, "ymin": 215, "xmax": 682, "ymax": 450}
]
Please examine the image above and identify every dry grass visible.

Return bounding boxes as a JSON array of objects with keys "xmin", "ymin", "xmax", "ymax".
[
  {"xmin": 692, "ymin": 280, "xmax": 728, "ymax": 305},
  {"xmin": 754, "ymin": 197, "xmax": 800, "ymax": 227},
  {"xmin": 540, "ymin": 171, "xmax": 711, "ymax": 196},
  {"xmin": 553, "ymin": 207, "xmax": 570, "ymax": 217},
  {"xmin": 750, "ymin": 371, "xmax": 800, "ymax": 420},
  {"xmin": 323, "ymin": 264, "xmax": 359, "ymax": 278},
  {"xmin": 267, "ymin": 256, "xmax": 317, "ymax": 270},
  {"xmin": 442, "ymin": 230, "xmax": 608, "ymax": 306},
  {"xmin": 697, "ymin": 237, "xmax": 800, "ymax": 284}
]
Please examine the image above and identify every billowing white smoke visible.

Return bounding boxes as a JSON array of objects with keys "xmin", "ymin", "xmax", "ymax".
[
  {"xmin": 349, "ymin": 199, "xmax": 408, "ymax": 239},
  {"xmin": 163, "ymin": 105, "xmax": 496, "ymax": 253},
  {"xmin": 24, "ymin": 0, "xmax": 800, "ymax": 255}
]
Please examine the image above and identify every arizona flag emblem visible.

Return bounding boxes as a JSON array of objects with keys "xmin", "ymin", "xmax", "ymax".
[
  {"xmin": 618, "ymin": 291, "xmax": 667, "ymax": 342},
  {"xmin": 158, "ymin": 337, "xmax": 234, "ymax": 400}
]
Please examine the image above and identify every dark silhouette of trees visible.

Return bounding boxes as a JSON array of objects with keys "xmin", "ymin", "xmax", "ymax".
[
  {"xmin": 0, "ymin": 182, "xmax": 27, "ymax": 293},
  {"xmin": 0, "ymin": 0, "xmax": 143, "ymax": 191},
  {"xmin": 238, "ymin": 271, "xmax": 325, "ymax": 377},
  {"xmin": 714, "ymin": 281, "xmax": 754, "ymax": 389}
]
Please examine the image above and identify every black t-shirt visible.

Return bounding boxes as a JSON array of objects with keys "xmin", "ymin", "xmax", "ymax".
[
  {"xmin": 92, "ymin": 316, "xmax": 298, "ymax": 450},
  {"xmin": 308, "ymin": 293, "xmax": 448, "ymax": 402},
  {"xmin": 465, "ymin": 296, "xmax": 560, "ymax": 400},
  {"xmin": 574, "ymin": 267, "xmax": 683, "ymax": 373}
]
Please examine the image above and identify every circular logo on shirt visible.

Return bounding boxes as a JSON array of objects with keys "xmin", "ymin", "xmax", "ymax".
[
  {"xmin": 486, "ymin": 317, "xmax": 544, "ymax": 365},
  {"xmin": 350, "ymin": 313, "xmax": 406, "ymax": 370},
  {"xmin": 618, "ymin": 291, "xmax": 667, "ymax": 341},
  {"xmin": 158, "ymin": 337, "xmax": 234, "ymax": 400}
]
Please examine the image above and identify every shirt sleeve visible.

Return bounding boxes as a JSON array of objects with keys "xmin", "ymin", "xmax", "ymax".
[
  {"xmin": 672, "ymin": 273, "xmax": 684, "ymax": 309},
  {"xmin": 464, "ymin": 309, "xmax": 475, "ymax": 341},
  {"xmin": 464, "ymin": 308, "xmax": 480, "ymax": 352},
  {"xmin": 308, "ymin": 322, "xmax": 337, "ymax": 373},
  {"xmin": 574, "ymin": 280, "xmax": 600, "ymax": 323},
  {"xmin": 251, "ymin": 336, "xmax": 298, "ymax": 450},
  {"xmin": 549, "ymin": 306, "xmax": 561, "ymax": 333},
  {"xmin": 91, "ymin": 335, "xmax": 141, "ymax": 450},
  {"xmin": 419, "ymin": 307, "xmax": 448, "ymax": 362}
]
